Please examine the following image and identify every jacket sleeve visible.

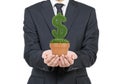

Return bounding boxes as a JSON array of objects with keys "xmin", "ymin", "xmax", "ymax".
[
  {"xmin": 66, "ymin": 8, "xmax": 99, "ymax": 72},
  {"xmin": 23, "ymin": 8, "xmax": 53, "ymax": 72}
]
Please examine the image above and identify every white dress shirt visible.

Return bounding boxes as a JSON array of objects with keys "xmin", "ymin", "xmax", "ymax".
[{"xmin": 50, "ymin": 0, "xmax": 69, "ymax": 16}]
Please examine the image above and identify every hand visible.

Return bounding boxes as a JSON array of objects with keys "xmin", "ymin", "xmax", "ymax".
[
  {"xmin": 58, "ymin": 51, "xmax": 78, "ymax": 67},
  {"xmin": 42, "ymin": 50, "xmax": 59, "ymax": 67},
  {"xmin": 67, "ymin": 51, "xmax": 78, "ymax": 59}
]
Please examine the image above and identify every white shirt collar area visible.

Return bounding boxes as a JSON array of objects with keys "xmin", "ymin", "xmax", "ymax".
[
  {"xmin": 50, "ymin": 0, "xmax": 69, "ymax": 8},
  {"xmin": 50, "ymin": 0, "xmax": 69, "ymax": 15}
]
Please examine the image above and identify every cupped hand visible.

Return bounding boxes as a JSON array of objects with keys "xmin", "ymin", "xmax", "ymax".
[
  {"xmin": 42, "ymin": 50, "xmax": 59, "ymax": 67},
  {"xmin": 58, "ymin": 51, "xmax": 78, "ymax": 67}
]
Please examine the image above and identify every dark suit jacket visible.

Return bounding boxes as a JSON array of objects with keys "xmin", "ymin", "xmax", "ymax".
[{"xmin": 23, "ymin": 0, "xmax": 99, "ymax": 84}]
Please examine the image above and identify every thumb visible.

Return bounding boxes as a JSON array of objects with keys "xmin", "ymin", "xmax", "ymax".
[
  {"xmin": 71, "ymin": 54, "xmax": 77, "ymax": 59},
  {"xmin": 74, "ymin": 54, "xmax": 78, "ymax": 59}
]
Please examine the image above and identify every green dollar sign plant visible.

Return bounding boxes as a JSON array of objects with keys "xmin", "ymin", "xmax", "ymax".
[
  {"xmin": 50, "ymin": 13, "xmax": 69, "ymax": 43},
  {"xmin": 50, "ymin": 13, "xmax": 70, "ymax": 56}
]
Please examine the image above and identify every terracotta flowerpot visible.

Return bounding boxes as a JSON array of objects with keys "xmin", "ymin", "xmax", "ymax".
[{"xmin": 50, "ymin": 43, "xmax": 70, "ymax": 56}]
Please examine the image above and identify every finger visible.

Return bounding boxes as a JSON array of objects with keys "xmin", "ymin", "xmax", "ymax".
[
  {"xmin": 51, "ymin": 56, "xmax": 59, "ymax": 66},
  {"xmin": 58, "ymin": 60, "xmax": 62, "ymax": 67},
  {"xmin": 42, "ymin": 52, "xmax": 46, "ymax": 59},
  {"xmin": 51, "ymin": 57, "xmax": 59, "ymax": 67},
  {"xmin": 71, "ymin": 55, "xmax": 75, "ymax": 60},
  {"xmin": 47, "ymin": 56, "xmax": 59, "ymax": 67},
  {"xmin": 65, "ymin": 56, "xmax": 74, "ymax": 65},
  {"xmin": 60, "ymin": 55, "xmax": 65, "ymax": 67},
  {"xmin": 64, "ymin": 57, "xmax": 70, "ymax": 67},
  {"xmin": 58, "ymin": 60, "xmax": 61, "ymax": 67},
  {"xmin": 71, "ymin": 54, "xmax": 77, "ymax": 59},
  {"xmin": 47, "ymin": 56, "xmax": 57, "ymax": 66},
  {"xmin": 74, "ymin": 54, "xmax": 78, "ymax": 59},
  {"xmin": 44, "ymin": 54, "xmax": 48, "ymax": 59},
  {"xmin": 44, "ymin": 54, "xmax": 52, "ymax": 64},
  {"xmin": 55, "ymin": 63, "xmax": 59, "ymax": 67},
  {"xmin": 42, "ymin": 50, "xmax": 52, "ymax": 58},
  {"xmin": 45, "ymin": 55, "xmax": 55, "ymax": 63}
]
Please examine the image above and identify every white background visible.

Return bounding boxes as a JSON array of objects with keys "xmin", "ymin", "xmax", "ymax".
[{"xmin": 0, "ymin": 0, "xmax": 120, "ymax": 84}]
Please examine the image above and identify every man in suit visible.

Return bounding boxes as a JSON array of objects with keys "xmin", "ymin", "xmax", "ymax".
[{"xmin": 23, "ymin": 0, "xmax": 99, "ymax": 84}]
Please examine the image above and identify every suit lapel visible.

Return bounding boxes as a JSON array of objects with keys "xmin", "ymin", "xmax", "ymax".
[
  {"xmin": 41, "ymin": 0, "xmax": 78, "ymax": 37},
  {"xmin": 65, "ymin": 0, "xmax": 78, "ymax": 37},
  {"xmin": 41, "ymin": 0, "xmax": 55, "ymax": 32}
]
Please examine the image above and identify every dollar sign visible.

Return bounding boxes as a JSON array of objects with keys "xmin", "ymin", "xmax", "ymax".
[{"xmin": 52, "ymin": 13, "xmax": 68, "ymax": 39}]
